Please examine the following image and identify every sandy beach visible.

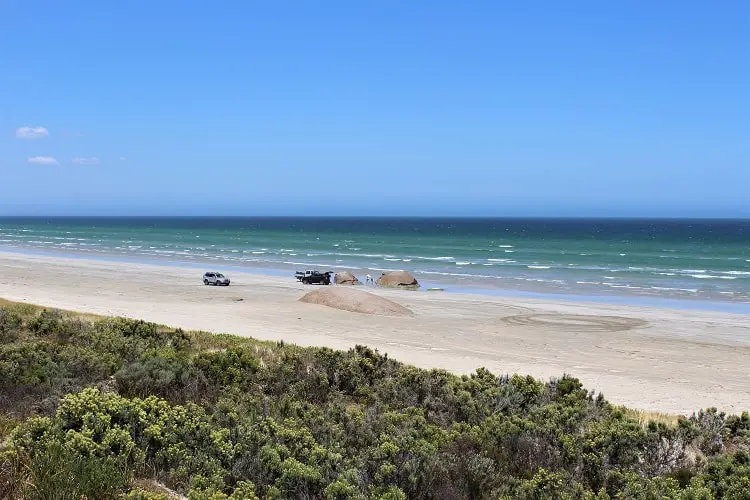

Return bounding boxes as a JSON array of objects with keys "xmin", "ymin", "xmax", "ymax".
[{"xmin": 1, "ymin": 250, "xmax": 748, "ymax": 415}]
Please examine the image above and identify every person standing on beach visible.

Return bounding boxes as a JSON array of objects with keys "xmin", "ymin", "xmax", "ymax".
[{"xmin": 366, "ymin": 274, "xmax": 373, "ymax": 285}]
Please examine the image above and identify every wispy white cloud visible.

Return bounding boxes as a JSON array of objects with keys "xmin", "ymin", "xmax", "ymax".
[
  {"xmin": 72, "ymin": 157, "xmax": 100, "ymax": 165},
  {"xmin": 28, "ymin": 156, "xmax": 59, "ymax": 166},
  {"xmin": 119, "ymin": 156, "xmax": 126, "ymax": 161},
  {"xmin": 16, "ymin": 126, "xmax": 49, "ymax": 139}
]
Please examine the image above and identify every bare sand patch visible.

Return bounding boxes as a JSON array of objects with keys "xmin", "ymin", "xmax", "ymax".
[{"xmin": 300, "ymin": 287, "xmax": 413, "ymax": 317}]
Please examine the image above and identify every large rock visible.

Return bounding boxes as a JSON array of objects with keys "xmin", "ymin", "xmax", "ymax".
[
  {"xmin": 334, "ymin": 271, "xmax": 361, "ymax": 285},
  {"xmin": 376, "ymin": 271, "xmax": 419, "ymax": 289},
  {"xmin": 299, "ymin": 288, "xmax": 413, "ymax": 317}
]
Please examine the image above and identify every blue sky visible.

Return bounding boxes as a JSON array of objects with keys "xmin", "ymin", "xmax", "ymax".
[{"xmin": 1, "ymin": 1, "xmax": 748, "ymax": 217}]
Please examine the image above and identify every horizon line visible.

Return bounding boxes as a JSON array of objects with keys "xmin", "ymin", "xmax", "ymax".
[{"xmin": 1, "ymin": 215, "xmax": 749, "ymax": 221}]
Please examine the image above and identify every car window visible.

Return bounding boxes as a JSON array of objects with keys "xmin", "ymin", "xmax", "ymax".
[
  {"xmin": 206, "ymin": 273, "xmax": 214, "ymax": 277},
  {"xmin": 216, "ymin": 273, "xmax": 224, "ymax": 278}
]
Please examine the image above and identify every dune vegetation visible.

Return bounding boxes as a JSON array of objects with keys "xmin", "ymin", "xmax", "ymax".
[{"xmin": 0, "ymin": 300, "xmax": 748, "ymax": 499}]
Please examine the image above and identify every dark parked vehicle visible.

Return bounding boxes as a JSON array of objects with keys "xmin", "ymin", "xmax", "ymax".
[
  {"xmin": 295, "ymin": 270, "xmax": 332, "ymax": 285},
  {"xmin": 203, "ymin": 272, "xmax": 230, "ymax": 286}
]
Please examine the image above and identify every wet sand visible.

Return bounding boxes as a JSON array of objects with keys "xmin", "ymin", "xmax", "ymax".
[{"xmin": 1, "ymin": 251, "xmax": 749, "ymax": 414}]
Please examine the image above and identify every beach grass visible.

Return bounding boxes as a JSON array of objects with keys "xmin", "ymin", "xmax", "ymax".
[
  {"xmin": 621, "ymin": 407, "xmax": 682, "ymax": 428},
  {"xmin": 0, "ymin": 298, "xmax": 103, "ymax": 323}
]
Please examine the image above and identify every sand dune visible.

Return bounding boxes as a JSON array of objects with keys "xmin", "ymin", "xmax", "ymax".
[
  {"xmin": 1, "ymin": 250, "xmax": 749, "ymax": 414},
  {"xmin": 300, "ymin": 287, "xmax": 413, "ymax": 316}
]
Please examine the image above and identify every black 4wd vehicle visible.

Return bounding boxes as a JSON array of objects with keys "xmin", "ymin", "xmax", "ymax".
[{"xmin": 295, "ymin": 270, "xmax": 332, "ymax": 285}]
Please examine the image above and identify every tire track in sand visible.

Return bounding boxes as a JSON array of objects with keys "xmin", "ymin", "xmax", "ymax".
[{"xmin": 502, "ymin": 313, "xmax": 648, "ymax": 333}]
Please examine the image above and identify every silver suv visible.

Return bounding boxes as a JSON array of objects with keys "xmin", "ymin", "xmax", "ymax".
[{"xmin": 203, "ymin": 272, "xmax": 230, "ymax": 286}]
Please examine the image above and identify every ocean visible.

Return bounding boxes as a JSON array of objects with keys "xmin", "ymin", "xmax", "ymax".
[{"xmin": 1, "ymin": 217, "xmax": 749, "ymax": 305}]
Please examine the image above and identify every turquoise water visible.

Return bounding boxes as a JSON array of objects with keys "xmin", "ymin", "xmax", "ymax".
[{"xmin": 1, "ymin": 217, "xmax": 749, "ymax": 304}]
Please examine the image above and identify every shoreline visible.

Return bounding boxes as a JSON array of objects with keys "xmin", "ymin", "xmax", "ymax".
[
  {"xmin": 1, "ymin": 250, "xmax": 750, "ymax": 414},
  {"xmin": 2, "ymin": 247, "xmax": 749, "ymax": 315}
]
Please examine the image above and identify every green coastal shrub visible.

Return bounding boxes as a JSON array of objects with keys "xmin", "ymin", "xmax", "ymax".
[
  {"xmin": 0, "ymin": 343, "xmax": 60, "ymax": 388},
  {"xmin": 26, "ymin": 309, "xmax": 66, "ymax": 337},
  {"xmin": 56, "ymin": 344, "xmax": 120, "ymax": 380},
  {"xmin": 115, "ymin": 349, "xmax": 193, "ymax": 398},
  {"xmin": 0, "ymin": 307, "xmax": 22, "ymax": 343},
  {"xmin": 0, "ymin": 306, "xmax": 749, "ymax": 498}
]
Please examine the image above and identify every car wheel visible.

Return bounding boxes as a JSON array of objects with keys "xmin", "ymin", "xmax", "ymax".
[{"xmin": 204, "ymin": 279, "xmax": 209, "ymax": 285}]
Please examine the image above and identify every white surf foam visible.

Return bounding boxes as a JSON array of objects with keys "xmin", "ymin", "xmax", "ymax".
[{"xmin": 422, "ymin": 271, "xmax": 494, "ymax": 278}]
